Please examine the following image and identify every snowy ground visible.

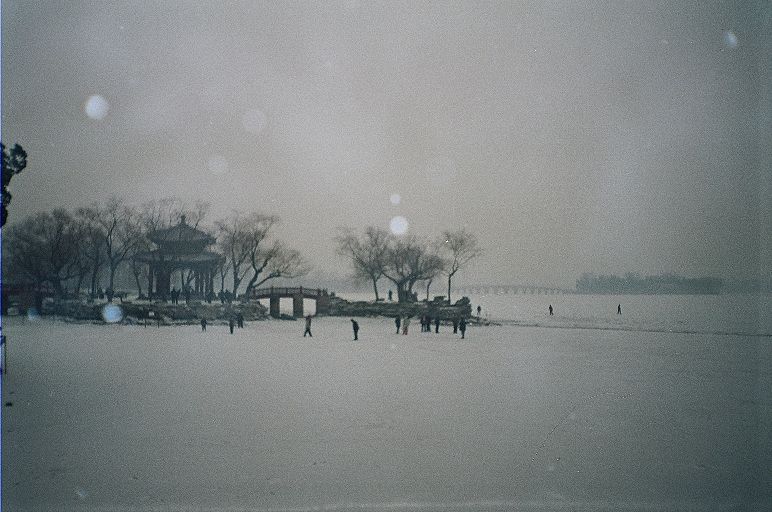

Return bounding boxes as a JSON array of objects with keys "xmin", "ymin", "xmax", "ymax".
[{"xmin": 1, "ymin": 316, "xmax": 770, "ymax": 511}]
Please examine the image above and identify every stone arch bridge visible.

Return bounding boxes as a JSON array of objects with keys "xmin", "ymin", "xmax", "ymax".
[
  {"xmin": 250, "ymin": 287, "xmax": 331, "ymax": 318},
  {"xmin": 455, "ymin": 284, "xmax": 573, "ymax": 295}
]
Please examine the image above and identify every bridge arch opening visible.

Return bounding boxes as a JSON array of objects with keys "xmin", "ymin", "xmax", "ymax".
[{"xmin": 255, "ymin": 297, "xmax": 316, "ymax": 317}]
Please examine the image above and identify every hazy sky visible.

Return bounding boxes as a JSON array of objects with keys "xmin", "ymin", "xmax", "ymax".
[{"xmin": 2, "ymin": 1, "xmax": 770, "ymax": 288}]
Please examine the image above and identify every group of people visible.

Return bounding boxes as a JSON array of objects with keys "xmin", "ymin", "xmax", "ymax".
[
  {"xmin": 200, "ymin": 311, "xmax": 245, "ymax": 333},
  {"xmin": 302, "ymin": 315, "xmax": 359, "ymax": 340},
  {"xmin": 198, "ymin": 313, "xmax": 470, "ymax": 340},
  {"xmin": 394, "ymin": 315, "xmax": 467, "ymax": 338}
]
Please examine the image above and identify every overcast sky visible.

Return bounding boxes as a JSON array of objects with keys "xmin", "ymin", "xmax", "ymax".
[{"xmin": 2, "ymin": 1, "xmax": 769, "ymax": 288}]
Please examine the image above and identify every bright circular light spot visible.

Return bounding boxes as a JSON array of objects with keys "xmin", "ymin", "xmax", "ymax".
[
  {"xmin": 84, "ymin": 95, "xmax": 109, "ymax": 120},
  {"xmin": 390, "ymin": 193, "xmax": 401, "ymax": 205},
  {"xmin": 101, "ymin": 304, "xmax": 123, "ymax": 323},
  {"xmin": 723, "ymin": 31, "xmax": 738, "ymax": 48},
  {"xmin": 241, "ymin": 108, "xmax": 267, "ymax": 134},
  {"xmin": 390, "ymin": 216, "xmax": 409, "ymax": 235},
  {"xmin": 208, "ymin": 155, "xmax": 228, "ymax": 175}
]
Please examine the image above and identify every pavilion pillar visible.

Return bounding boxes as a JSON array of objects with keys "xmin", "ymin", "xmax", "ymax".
[
  {"xmin": 269, "ymin": 295, "xmax": 280, "ymax": 318},
  {"xmin": 293, "ymin": 293, "xmax": 304, "ymax": 318}
]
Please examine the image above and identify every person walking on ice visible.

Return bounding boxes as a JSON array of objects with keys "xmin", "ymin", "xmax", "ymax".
[
  {"xmin": 617, "ymin": 304, "xmax": 622, "ymax": 315},
  {"xmin": 549, "ymin": 304, "xmax": 553, "ymax": 316},
  {"xmin": 229, "ymin": 316, "xmax": 235, "ymax": 334},
  {"xmin": 304, "ymin": 315, "xmax": 313, "ymax": 337},
  {"xmin": 459, "ymin": 317, "xmax": 467, "ymax": 339},
  {"xmin": 350, "ymin": 319, "xmax": 359, "ymax": 340},
  {"xmin": 200, "ymin": 318, "xmax": 207, "ymax": 331},
  {"xmin": 395, "ymin": 316, "xmax": 401, "ymax": 334},
  {"xmin": 402, "ymin": 316, "xmax": 410, "ymax": 335}
]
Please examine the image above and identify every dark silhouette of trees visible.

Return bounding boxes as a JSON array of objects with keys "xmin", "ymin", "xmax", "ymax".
[
  {"xmin": 382, "ymin": 234, "xmax": 445, "ymax": 303},
  {"xmin": 335, "ymin": 227, "xmax": 389, "ymax": 301},
  {"xmin": 1, "ymin": 143, "xmax": 27, "ymax": 228},
  {"xmin": 95, "ymin": 197, "xmax": 143, "ymax": 300},
  {"xmin": 439, "ymin": 229, "xmax": 482, "ymax": 304},
  {"xmin": 216, "ymin": 211, "xmax": 308, "ymax": 299},
  {"xmin": 4, "ymin": 209, "xmax": 81, "ymax": 296}
]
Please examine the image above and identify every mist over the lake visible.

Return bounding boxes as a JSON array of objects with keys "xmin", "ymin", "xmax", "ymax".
[{"xmin": 2, "ymin": 1, "xmax": 770, "ymax": 288}]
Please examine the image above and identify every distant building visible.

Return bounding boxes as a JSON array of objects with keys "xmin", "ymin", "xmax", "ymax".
[{"xmin": 135, "ymin": 216, "xmax": 222, "ymax": 300}]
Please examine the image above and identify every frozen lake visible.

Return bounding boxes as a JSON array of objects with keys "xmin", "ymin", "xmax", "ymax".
[{"xmin": 1, "ymin": 298, "xmax": 771, "ymax": 511}]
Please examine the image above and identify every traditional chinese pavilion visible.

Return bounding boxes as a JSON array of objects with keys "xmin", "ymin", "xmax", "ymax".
[{"xmin": 136, "ymin": 216, "xmax": 221, "ymax": 300}]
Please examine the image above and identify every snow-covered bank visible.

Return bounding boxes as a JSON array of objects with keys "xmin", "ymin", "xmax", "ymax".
[{"xmin": 2, "ymin": 317, "xmax": 770, "ymax": 511}]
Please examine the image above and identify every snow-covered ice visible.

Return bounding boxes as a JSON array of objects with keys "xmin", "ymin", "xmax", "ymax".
[{"xmin": 1, "ymin": 314, "xmax": 770, "ymax": 511}]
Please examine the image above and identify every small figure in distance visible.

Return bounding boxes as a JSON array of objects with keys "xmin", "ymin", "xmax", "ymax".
[
  {"xmin": 476, "ymin": 305, "xmax": 482, "ymax": 318},
  {"xmin": 388, "ymin": 289, "xmax": 393, "ymax": 302},
  {"xmin": 453, "ymin": 317, "xmax": 459, "ymax": 333},
  {"xmin": 304, "ymin": 314, "xmax": 313, "ymax": 337},
  {"xmin": 549, "ymin": 305, "xmax": 553, "ymax": 316},
  {"xmin": 229, "ymin": 316, "xmax": 235, "ymax": 334},
  {"xmin": 201, "ymin": 317, "xmax": 207, "ymax": 331},
  {"xmin": 459, "ymin": 317, "xmax": 467, "ymax": 339},
  {"xmin": 617, "ymin": 304, "xmax": 622, "ymax": 315},
  {"xmin": 402, "ymin": 316, "xmax": 410, "ymax": 335},
  {"xmin": 395, "ymin": 316, "xmax": 401, "ymax": 334},
  {"xmin": 350, "ymin": 318, "xmax": 359, "ymax": 340},
  {"xmin": 435, "ymin": 316, "xmax": 440, "ymax": 333}
]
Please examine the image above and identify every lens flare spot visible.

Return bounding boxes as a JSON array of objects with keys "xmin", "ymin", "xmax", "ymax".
[
  {"xmin": 723, "ymin": 31, "xmax": 738, "ymax": 48},
  {"xmin": 390, "ymin": 216, "xmax": 409, "ymax": 235},
  {"xmin": 84, "ymin": 95, "xmax": 109, "ymax": 120},
  {"xmin": 208, "ymin": 155, "xmax": 228, "ymax": 175},
  {"xmin": 101, "ymin": 304, "xmax": 124, "ymax": 323},
  {"xmin": 390, "ymin": 193, "xmax": 401, "ymax": 205},
  {"xmin": 241, "ymin": 108, "xmax": 267, "ymax": 134}
]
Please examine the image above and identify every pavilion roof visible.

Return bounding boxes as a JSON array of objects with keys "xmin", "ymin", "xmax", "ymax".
[{"xmin": 147, "ymin": 216, "xmax": 215, "ymax": 246}]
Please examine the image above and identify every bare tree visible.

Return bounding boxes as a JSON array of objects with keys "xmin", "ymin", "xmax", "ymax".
[
  {"xmin": 335, "ymin": 226, "xmax": 389, "ymax": 301},
  {"xmin": 382, "ymin": 235, "xmax": 445, "ymax": 302},
  {"xmin": 4, "ymin": 209, "xmax": 81, "ymax": 297},
  {"xmin": 440, "ymin": 229, "xmax": 482, "ymax": 304},
  {"xmin": 215, "ymin": 211, "xmax": 254, "ymax": 297},
  {"xmin": 75, "ymin": 206, "xmax": 107, "ymax": 298},
  {"xmin": 95, "ymin": 197, "xmax": 143, "ymax": 299},
  {"xmin": 245, "ymin": 241, "xmax": 310, "ymax": 297}
]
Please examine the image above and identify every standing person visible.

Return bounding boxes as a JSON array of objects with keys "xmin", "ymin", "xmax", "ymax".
[
  {"xmin": 403, "ymin": 316, "xmax": 410, "ymax": 335},
  {"xmin": 304, "ymin": 315, "xmax": 313, "ymax": 337},
  {"xmin": 201, "ymin": 318, "xmax": 207, "ymax": 331},
  {"xmin": 395, "ymin": 316, "xmax": 401, "ymax": 334},
  {"xmin": 617, "ymin": 304, "xmax": 622, "ymax": 315},
  {"xmin": 350, "ymin": 319, "xmax": 359, "ymax": 340},
  {"xmin": 459, "ymin": 317, "xmax": 467, "ymax": 339},
  {"xmin": 388, "ymin": 290, "xmax": 393, "ymax": 301},
  {"xmin": 476, "ymin": 305, "xmax": 482, "ymax": 319},
  {"xmin": 453, "ymin": 318, "xmax": 458, "ymax": 333},
  {"xmin": 229, "ymin": 316, "xmax": 235, "ymax": 334},
  {"xmin": 549, "ymin": 305, "xmax": 553, "ymax": 316},
  {"xmin": 435, "ymin": 316, "xmax": 440, "ymax": 333},
  {"xmin": 237, "ymin": 312, "xmax": 244, "ymax": 328}
]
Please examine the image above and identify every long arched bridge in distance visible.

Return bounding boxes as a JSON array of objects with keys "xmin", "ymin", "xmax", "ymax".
[{"xmin": 250, "ymin": 286, "xmax": 332, "ymax": 317}]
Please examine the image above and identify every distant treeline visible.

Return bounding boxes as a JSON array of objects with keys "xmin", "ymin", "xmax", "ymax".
[{"xmin": 576, "ymin": 273, "xmax": 724, "ymax": 295}]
